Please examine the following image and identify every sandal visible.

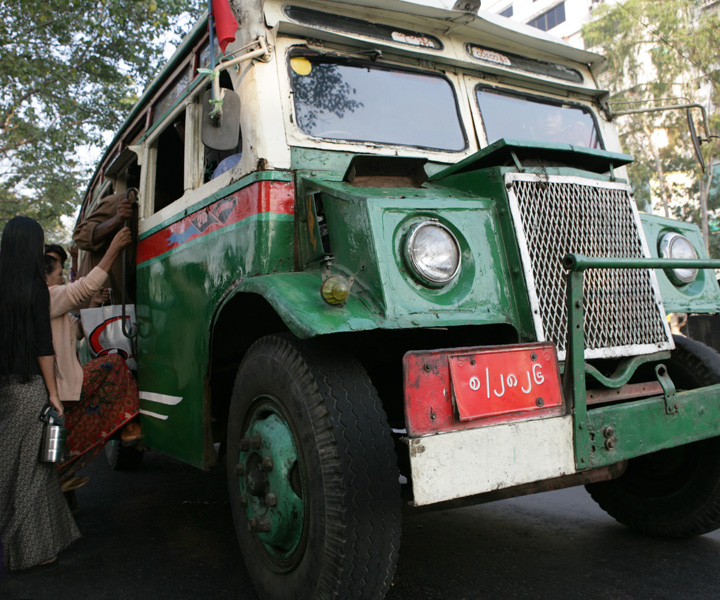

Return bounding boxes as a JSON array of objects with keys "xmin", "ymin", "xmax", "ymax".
[
  {"xmin": 120, "ymin": 421, "xmax": 142, "ymax": 445},
  {"xmin": 60, "ymin": 475, "xmax": 90, "ymax": 493}
]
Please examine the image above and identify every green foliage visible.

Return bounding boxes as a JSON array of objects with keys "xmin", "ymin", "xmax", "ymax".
[
  {"xmin": 0, "ymin": 0, "xmax": 197, "ymax": 239},
  {"xmin": 583, "ymin": 0, "xmax": 720, "ymax": 252}
]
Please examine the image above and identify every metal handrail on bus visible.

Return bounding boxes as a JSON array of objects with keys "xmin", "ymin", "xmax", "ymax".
[
  {"xmin": 210, "ymin": 36, "xmax": 271, "ymax": 115},
  {"xmin": 122, "ymin": 188, "xmax": 138, "ymax": 340}
]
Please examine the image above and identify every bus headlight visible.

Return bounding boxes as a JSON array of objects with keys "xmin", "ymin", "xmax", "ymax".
[
  {"xmin": 659, "ymin": 232, "xmax": 699, "ymax": 285},
  {"xmin": 404, "ymin": 220, "xmax": 460, "ymax": 287}
]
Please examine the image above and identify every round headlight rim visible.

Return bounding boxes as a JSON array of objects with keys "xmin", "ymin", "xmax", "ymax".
[
  {"xmin": 659, "ymin": 231, "xmax": 699, "ymax": 285},
  {"xmin": 404, "ymin": 219, "xmax": 461, "ymax": 288}
]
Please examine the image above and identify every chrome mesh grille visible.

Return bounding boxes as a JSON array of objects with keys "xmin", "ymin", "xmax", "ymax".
[{"xmin": 506, "ymin": 174, "xmax": 672, "ymax": 360}]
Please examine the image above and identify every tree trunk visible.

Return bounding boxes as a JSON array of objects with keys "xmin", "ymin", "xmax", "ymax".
[
  {"xmin": 642, "ymin": 121, "xmax": 670, "ymax": 218},
  {"xmin": 700, "ymin": 160, "xmax": 715, "ymax": 253}
]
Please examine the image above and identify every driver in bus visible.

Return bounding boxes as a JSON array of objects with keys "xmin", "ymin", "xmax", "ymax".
[{"xmin": 73, "ymin": 190, "xmax": 137, "ymax": 304}]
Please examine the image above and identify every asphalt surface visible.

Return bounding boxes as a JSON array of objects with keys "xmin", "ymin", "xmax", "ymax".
[{"xmin": 3, "ymin": 450, "xmax": 720, "ymax": 600}]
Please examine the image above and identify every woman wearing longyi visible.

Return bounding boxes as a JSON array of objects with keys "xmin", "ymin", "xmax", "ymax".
[{"xmin": 0, "ymin": 216, "xmax": 79, "ymax": 573}]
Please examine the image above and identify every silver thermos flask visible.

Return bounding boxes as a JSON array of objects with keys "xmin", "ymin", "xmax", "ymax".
[{"xmin": 39, "ymin": 406, "xmax": 67, "ymax": 463}]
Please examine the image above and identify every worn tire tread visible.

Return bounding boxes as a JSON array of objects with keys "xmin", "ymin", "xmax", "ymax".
[{"xmin": 228, "ymin": 335, "xmax": 401, "ymax": 600}]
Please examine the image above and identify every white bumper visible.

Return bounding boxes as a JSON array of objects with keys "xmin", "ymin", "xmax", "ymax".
[{"xmin": 408, "ymin": 415, "xmax": 577, "ymax": 506}]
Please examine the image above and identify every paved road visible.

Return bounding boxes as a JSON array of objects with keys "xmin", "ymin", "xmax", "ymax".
[{"xmin": 3, "ymin": 450, "xmax": 720, "ymax": 600}]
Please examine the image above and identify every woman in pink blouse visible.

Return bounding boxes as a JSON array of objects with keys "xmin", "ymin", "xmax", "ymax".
[{"xmin": 45, "ymin": 227, "xmax": 140, "ymax": 491}]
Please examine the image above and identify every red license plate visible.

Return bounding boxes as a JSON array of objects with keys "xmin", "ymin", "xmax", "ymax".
[{"xmin": 448, "ymin": 345, "xmax": 563, "ymax": 421}]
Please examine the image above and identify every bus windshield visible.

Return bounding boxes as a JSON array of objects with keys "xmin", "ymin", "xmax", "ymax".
[
  {"xmin": 289, "ymin": 57, "xmax": 466, "ymax": 151},
  {"xmin": 475, "ymin": 87, "xmax": 602, "ymax": 149}
]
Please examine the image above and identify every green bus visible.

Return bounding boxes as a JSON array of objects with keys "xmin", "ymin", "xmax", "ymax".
[{"xmin": 77, "ymin": 1, "xmax": 720, "ymax": 598}]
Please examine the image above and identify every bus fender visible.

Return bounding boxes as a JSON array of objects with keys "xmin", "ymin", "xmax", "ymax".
[{"xmin": 216, "ymin": 272, "xmax": 382, "ymax": 340}]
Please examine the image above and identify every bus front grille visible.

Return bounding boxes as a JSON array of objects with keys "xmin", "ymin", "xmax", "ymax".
[{"xmin": 505, "ymin": 173, "xmax": 672, "ymax": 360}]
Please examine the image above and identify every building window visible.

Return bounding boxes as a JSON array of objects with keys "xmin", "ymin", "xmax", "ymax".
[
  {"xmin": 500, "ymin": 5, "xmax": 513, "ymax": 17},
  {"xmin": 528, "ymin": 2, "xmax": 566, "ymax": 31}
]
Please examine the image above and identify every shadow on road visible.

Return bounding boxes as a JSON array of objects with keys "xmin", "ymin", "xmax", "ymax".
[{"xmin": 3, "ymin": 451, "xmax": 720, "ymax": 599}]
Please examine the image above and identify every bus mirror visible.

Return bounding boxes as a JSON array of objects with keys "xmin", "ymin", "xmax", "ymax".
[
  {"xmin": 687, "ymin": 109, "xmax": 706, "ymax": 174},
  {"xmin": 609, "ymin": 101, "xmax": 712, "ymax": 174},
  {"xmin": 201, "ymin": 89, "xmax": 242, "ymax": 151}
]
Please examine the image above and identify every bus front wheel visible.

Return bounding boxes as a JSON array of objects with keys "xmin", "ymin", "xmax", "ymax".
[
  {"xmin": 587, "ymin": 336, "xmax": 720, "ymax": 537},
  {"xmin": 226, "ymin": 335, "xmax": 401, "ymax": 600}
]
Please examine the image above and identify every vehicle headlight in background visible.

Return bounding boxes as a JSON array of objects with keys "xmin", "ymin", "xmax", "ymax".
[
  {"xmin": 659, "ymin": 232, "xmax": 699, "ymax": 285},
  {"xmin": 404, "ymin": 220, "xmax": 460, "ymax": 287}
]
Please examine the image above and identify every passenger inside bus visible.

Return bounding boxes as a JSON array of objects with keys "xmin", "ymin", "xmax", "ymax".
[
  {"xmin": 73, "ymin": 188, "xmax": 137, "ymax": 304},
  {"xmin": 209, "ymin": 142, "xmax": 242, "ymax": 181}
]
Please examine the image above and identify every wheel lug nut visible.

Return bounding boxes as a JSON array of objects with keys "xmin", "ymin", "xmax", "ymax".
[
  {"xmin": 261, "ymin": 456, "xmax": 274, "ymax": 471},
  {"xmin": 248, "ymin": 517, "xmax": 270, "ymax": 532},
  {"xmin": 605, "ymin": 438, "xmax": 616, "ymax": 450},
  {"xmin": 265, "ymin": 493, "xmax": 277, "ymax": 506},
  {"xmin": 256, "ymin": 519, "xmax": 270, "ymax": 532}
]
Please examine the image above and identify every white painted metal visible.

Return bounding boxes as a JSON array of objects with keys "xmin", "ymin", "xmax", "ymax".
[
  {"xmin": 210, "ymin": 36, "xmax": 270, "ymax": 105},
  {"xmin": 408, "ymin": 415, "xmax": 576, "ymax": 506},
  {"xmin": 265, "ymin": 0, "xmax": 600, "ymax": 94},
  {"xmin": 185, "ymin": 101, "xmax": 204, "ymax": 192},
  {"xmin": 262, "ymin": 0, "xmax": 605, "ymax": 69},
  {"xmin": 138, "ymin": 409, "xmax": 170, "ymax": 421},
  {"xmin": 139, "ymin": 391, "xmax": 184, "ymax": 405}
]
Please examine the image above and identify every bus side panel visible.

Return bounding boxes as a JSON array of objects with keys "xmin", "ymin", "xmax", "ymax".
[{"xmin": 135, "ymin": 178, "xmax": 295, "ymax": 467}]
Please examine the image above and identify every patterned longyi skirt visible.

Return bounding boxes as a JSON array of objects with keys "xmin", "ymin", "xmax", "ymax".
[
  {"xmin": 57, "ymin": 354, "xmax": 139, "ymax": 483},
  {"xmin": 0, "ymin": 375, "xmax": 80, "ymax": 571}
]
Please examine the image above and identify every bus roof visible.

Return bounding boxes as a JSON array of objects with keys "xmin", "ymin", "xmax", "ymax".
[
  {"xmin": 83, "ymin": 0, "xmax": 605, "ymax": 206},
  {"xmin": 277, "ymin": 0, "xmax": 606, "ymax": 68}
]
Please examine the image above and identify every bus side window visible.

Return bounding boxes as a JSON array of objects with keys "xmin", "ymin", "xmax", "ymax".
[
  {"xmin": 153, "ymin": 110, "xmax": 187, "ymax": 213},
  {"xmin": 204, "ymin": 130, "xmax": 243, "ymax": 183}
]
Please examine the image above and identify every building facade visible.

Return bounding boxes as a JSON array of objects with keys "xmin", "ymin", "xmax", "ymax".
[{"xmin": 481, "ymin": 0, "xmax": 613, "ymax": 48}]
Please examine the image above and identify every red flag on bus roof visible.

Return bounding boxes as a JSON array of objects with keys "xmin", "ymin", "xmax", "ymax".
[{"xmin": 212, "ymin": 0, "xmax": 238, "ymax": 54}]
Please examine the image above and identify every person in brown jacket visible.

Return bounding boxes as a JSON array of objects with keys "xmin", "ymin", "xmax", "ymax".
[{"xmin": 72, "ymin": 190, "xmax": 137, "ymax": 304}]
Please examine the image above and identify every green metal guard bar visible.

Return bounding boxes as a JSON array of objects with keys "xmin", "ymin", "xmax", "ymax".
[
  {"xmin": 563, "ymin": 254, "xmax": 720, "ymax": 469},
  {"xmin": 563, "ymin": 255, "xmax": 720, "ymax": 271}
]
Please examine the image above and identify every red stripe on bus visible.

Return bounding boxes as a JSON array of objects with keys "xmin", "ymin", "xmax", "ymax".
[{"xmin": 137, "ymin": 180, "xmax": 295, "ymax": 264}]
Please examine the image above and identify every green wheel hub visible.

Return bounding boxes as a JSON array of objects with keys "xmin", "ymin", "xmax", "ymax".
[{"xmin": 236, "ymin": 403, "xmax": 304, "ymax": 560}]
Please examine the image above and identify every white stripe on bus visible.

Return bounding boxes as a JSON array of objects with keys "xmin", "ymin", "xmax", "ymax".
[
  {"xmin": 139, "ymin": 409, "xmax": 169, "ymax": 421},
  {"xmin": 139, "ymin": 391, "xmax": 183, "ymax": 405}
]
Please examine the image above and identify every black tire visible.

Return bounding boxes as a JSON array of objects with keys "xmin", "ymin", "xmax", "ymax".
[
  {"xmin": 586, "ymin": 335, "xmax": 720, "ymax": 537},
  {"xmin": 104, "ymin": 439, "xmax": 144, "ymax": 471},
  {"xmin": 226, "ymin": 335, "xmax": 401, "ymax": 600}
]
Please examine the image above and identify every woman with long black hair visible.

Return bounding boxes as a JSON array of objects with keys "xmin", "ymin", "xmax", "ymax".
[{"xmin": 0, "ymin": 216, "xmax": 80, "ymax": 573}]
